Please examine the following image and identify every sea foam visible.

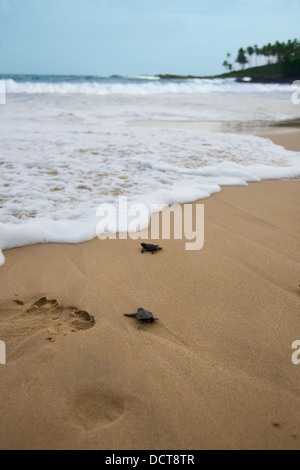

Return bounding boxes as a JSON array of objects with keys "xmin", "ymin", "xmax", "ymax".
[
  {"xmin": 4, "ymin": 77, "xmax": 292, "ymax": 96},
  {"xmin": 0, "ymin": 80, "xmax": 299, "ymax": 265},
  {"xmin": 0, "ymin": 126, "xmax": 299, "ymax": 266}
]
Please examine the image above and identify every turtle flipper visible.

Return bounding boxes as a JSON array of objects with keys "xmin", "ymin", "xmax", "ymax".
[{"xmin": 124, "ymin": 313, "xmax": 138, "ymax": 317}]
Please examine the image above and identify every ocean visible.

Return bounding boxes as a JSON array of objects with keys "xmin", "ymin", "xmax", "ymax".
[{"xmin": 0, "ymin": 74, "xmax": 299, "ymax": 264}]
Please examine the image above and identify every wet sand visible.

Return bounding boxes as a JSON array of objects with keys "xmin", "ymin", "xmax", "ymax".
[{"xmin": 0, "ymin": 133, "xmax": 299, "ymax": 450}]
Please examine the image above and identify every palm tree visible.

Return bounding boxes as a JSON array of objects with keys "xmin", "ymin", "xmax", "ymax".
[
  {"xmin": 295, "ymin": 40, "xmax": 300, "ymax": 59},
  {"xmin": 254, "ymin": 45, "xmax": 259, "ymax": 66},
  {"xmin": 275, "ymin": 41, "xmax": 285, "ymax": 63},
  {"xmin": 236, "ymin": 48, "xmax": 248, "ymax": 70},
  {"xmin": 267, "ymin": 43, "xmax": 273, "ymax": 63},
  {"xmin": 226, "ymin": 38, "xmax": 300, "ymax": 74},
  {"xmin": 226, "ymin": 53, "xmax": 232, "ymax": 70},
  {"xmin": 262, "ymin": 45, "xmax": 269, "ymax": 63},
  {"xmin": 223, "ymin": 60, "xmax": 232, "ymax": 71},
  {"xmin": 270, "ymin": 44, "xmax": 277, "ymax": 62},
  {"xmin": 247, "ymin": 46, "xmax": 254, "ymax": 66}
]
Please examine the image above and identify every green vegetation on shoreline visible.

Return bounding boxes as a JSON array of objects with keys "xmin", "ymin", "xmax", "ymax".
[
  {"xmin": 157, "ymin": 63, "xmax": 299, "ymax": 83},
  {"xmin": 157, "ymin": 38, "xmax": 300, "ymax": 83},
  {"xmin": 157, "ymin": 60, "xmax": 300, "ymax": 83},
  {"xmin": 218, "ymin": 60, "xmax": 300, "ymax": 83}
]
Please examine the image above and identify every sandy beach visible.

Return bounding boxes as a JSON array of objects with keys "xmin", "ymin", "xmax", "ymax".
[
  {"xmin": 258, "ymin": 131, "xmax": 300, "ymax": 152},
  {"xmin": 0, "ymin": 131, "xmax": 299, "ymax": 450}
]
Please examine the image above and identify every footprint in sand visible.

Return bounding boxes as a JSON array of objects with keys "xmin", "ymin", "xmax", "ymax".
[
  {"xmin": 72, "ymin": 389, "xmax": 125, "ymax": 430},
  {"xmin": 1, "ymin": 297, "xmax": 95, "ymax": 345}
]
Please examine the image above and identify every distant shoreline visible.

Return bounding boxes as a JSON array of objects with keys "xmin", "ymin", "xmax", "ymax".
[
  {"xmin": 157, "ymin": 60, "xmax": 300, "ymax": 84},
  {"xmin": 157, "ymin": 75, "xmax": 293, "ymax": 84}
]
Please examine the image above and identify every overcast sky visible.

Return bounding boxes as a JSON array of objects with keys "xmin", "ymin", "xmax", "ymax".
[{"xmin": 0, "ymin": 0, "xmax": 299, "ymax": 76}]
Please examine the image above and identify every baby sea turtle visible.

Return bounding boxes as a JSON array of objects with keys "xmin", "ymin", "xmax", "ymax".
[
  {"xmin": 124, "ymin": 308, "xmax": 159, "ymax": 325},
  {"xmin": 141, "ymin": 243, "xmax": 162, "ymax": 254}
]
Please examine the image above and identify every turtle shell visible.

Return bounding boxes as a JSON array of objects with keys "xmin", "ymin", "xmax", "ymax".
[
  {"xmin": 136, "ymin": 308, "xmax": 155, "ymax": 321},
  {"xmin": 141, "ymin": 243, "xmax": 161, "ymax": 252}
]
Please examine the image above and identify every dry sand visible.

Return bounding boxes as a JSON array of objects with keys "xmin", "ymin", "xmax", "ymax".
[{"xmin": 0, "ymin": 132, "xmax": 299, "ymax": 450}]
